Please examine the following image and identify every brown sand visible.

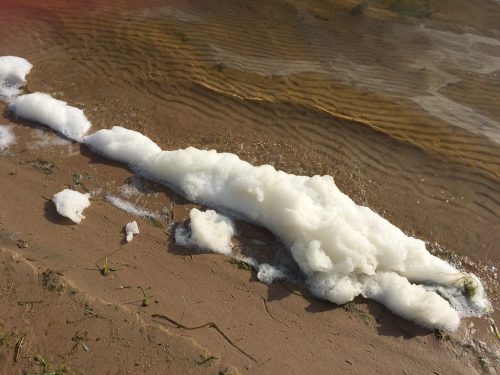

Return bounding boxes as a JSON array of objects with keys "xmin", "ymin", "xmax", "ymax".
[
  {"xmin": 0, "ymin": 111, "xmax": 498, "ymax": 374},
  {"xmin": 0, "ymin": 0, "xmax": 499, "ymax": 373},
  {"xmin": 0, "ymin": 248, "xmax": 236, "ymax": 375}
]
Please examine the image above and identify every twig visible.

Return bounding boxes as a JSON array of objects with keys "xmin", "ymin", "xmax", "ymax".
[
  {"xmin": 180, "ymin": 296, "xmax": 186, "ymax": 325},
  {"xmin": 96, "ymin": 245, "xmax": 124, "ymax": 263},
  {"xmin": 197, "ymin": 354, "xmax": 217, "ymax": 365},
  {"xmin": 487, "ymin": 315, "xmax": 500, "ymax": 341},
  {"xmin": 261, "ymin": 297, "xmax": 289, "ymax": 328},
  {"xmin": 278, "ymin": 280, "xmax": 303, "ymax": 296},
  {"xmin": 171, "ymin": 200, "xmax": 176, "ymax": 222},
  {"xmin": 67, "ymin": 305, "xmax": 108, "ymax": 324},
  {"xmin": 14, "ymin": 335, "xmax": 24, "ymax": 363},
  {"xmin": 152, "ymin": 313, "xmax": 257, "ymax": 363}
]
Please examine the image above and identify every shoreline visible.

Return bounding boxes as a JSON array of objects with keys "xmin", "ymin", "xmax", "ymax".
[{"xmin": 1, "ymin": 0, "xmax": 500, "ymax": 372}]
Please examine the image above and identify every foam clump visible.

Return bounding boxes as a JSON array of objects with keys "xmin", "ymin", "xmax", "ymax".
[
  {"xmin": 85, "ymin": 126, "xmax": 161, "ymax": 166},
  {"xmin": 0, "ymin": 56, "xmax": 32, "ymax": 101},
  {"xmin": 257, "ymin": 264, "xmax": 285, "ymax": 285},
  {"xmin": 0, "ymin": 56, "xmax": 32, "ymax": 86},
  {"xmin": 9, "ymin": 93, "xmax": 91, "ymax": 142},
  {"xmin": 52, "ymin": 189, "xmax": 91, "ymax": 224},
  {"xmin": 80, "ymin": 126, "xmax": 491, "ymax": 330},
  {"xmin": 0, "ymin": 125, "xmax": 16, "ymax": 150},
  {"xmin": 175, "ymin": 208, "xmax": 234, "ymax": 255},
  {"xmin": 125, "ymin": 221, "xmax": 140, "ymax": 242},
  {"xmin": 364, "ymin": 272, "xmax": 461, "ymax": 330}
]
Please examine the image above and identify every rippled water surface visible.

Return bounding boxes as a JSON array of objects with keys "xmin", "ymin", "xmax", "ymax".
[{"xmin": 1, "ymin": 0, "xmax": 499, "ymax": 284}]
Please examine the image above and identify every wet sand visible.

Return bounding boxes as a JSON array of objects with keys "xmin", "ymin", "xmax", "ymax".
[
  {"xmin": 0, "ymin": 247, "xmax": 236, "ymax": 374},
  {"xmin": 0, "ymin": 0, "xmax": 499, "ymax": 373},
  {"xmin": 0, "ymin": 119, "xmax": 498, "ymax": 374}
]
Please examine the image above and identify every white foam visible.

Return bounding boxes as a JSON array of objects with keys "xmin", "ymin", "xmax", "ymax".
[
  {"xmin": 174, "ymin": 226, "xmax": 191, "ymax": 247},
  {"xmin": 85, "ymin": 126, "xmax": 161, "ymax": 166},
  {"xmin": 257, "ymin": 263, "xmax": 285, "ymax": 285},
  {"xmin": 175, "ymin": 208, "xmax": 234, "ymax": 255},
  {"xmin": 85, "ymin": 126, "xmax": 490, "ymax": 330},
  {"xmin": 125, "ymin": 221, "xmax": 140, "ymax": 242},
  {"xmin": 9, "ymin": 93, "xmax": 91, "ymax": 142},
  {"xmin": 0, "ymin": 56, "xmax": 490, "ymax": 330},
  {"xmin": 0, "ymin": 125, "xmax": 15, "ymax": 150},
  {"xmin": 0, "ymin": 56, "xmax": 32, "ymax": 86},
  {"xmin": 52, "ymin": 189, "xmax": 91, "ymax": 224},
  {"xmin": 119, "ymin": 184, "xmax": 141, "ymax": 198},
  {"xmin": 106, "ymin": 194, "xmax": 159, "ymax": 219},
  {"xmin": 28, "ymin": 129, "xmax": 71, "ymax": 149},
  {"xmin": 364, "ymin": 272, "xmax": 461, "ymax": 330},
  {"xmin": 0, "ymin": 56, "xmax": 32, "ymax": 101}
]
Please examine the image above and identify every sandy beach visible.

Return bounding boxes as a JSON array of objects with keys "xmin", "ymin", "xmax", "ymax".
[{"xmin": 0, "ymin": 0, "xmax": 499, "ymax": 374}]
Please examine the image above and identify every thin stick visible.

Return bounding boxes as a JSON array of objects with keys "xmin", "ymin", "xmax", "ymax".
[
  {"xmin": 488, "ymin": 315, "xmax": 500, "ymax": 341},
  {"xmin": 14, "ymin": 336, "xmax": 24, "ymax": 363},
  {"xmin": 262, "ymin": 297, "xmax": 289, "ymax": 328},
  {"xmin": 278, "ymin": 280, "xmax": 303, "ymax": 296},
  {"xmin": 180, "ymin": 296, "xmax": 186, "ymax": 325},
  {"xmin": 152, "ymin": 313, "xmax": 257, "ymax": 363}
]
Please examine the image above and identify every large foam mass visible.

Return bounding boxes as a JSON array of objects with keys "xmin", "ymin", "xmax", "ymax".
[
  {"xmin": 83, "ymin": 126, "xmax": 489, "ymax": 330},
  {"xmin": 9, "ymin": 93, "xmax": 91, "ymax": 141}
]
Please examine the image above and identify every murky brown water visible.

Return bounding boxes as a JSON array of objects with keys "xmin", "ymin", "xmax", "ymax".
[{"xmin": 1, "ymin": 0, "xmax": 499, "ymax": 290}]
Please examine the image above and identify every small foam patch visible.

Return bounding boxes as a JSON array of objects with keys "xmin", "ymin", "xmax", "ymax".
[
  {"xmin": 0, "ymin": 56, "xmax": 32, "ymax": 101},
  {"xmin": 52, "ymin": 189, "xmax": 91, "ymax": 224},
  {"xmin": 257, "ymin": 263, "xmax": 285, "ymax": 285},
  {"xmin": 125, "ymin": 221, "xmax": 140, "ymax": 242},
  {"xmin": 106, "ymin": 195, "xmax": 159, "ymax": 219},
  {"xmin": 0, "ymin": 125, "xmax": 16, "ymax": 150},
  {"xmin": 175, "ymin": 208, "xmax": 234, "ymax": 255}
]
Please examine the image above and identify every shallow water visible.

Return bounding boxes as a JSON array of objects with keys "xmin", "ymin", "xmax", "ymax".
[{"xmin": 0, "ymin": 0, "xmax": 499, "ymax": 292}]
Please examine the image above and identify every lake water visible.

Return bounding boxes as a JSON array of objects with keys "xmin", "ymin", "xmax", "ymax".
[{"xmin": 1, "ymin": 0, "xmax": 498, "ymax": 294}]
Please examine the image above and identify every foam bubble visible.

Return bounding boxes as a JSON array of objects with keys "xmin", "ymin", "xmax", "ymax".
[
  {"xmin": 0, "ymin": 56, "xmax": 32, "ymax": 101},
  {"xmin": 85, "ymin": 126, "xmax": 161, "ymax": 166},
  {"xmin": 0, "ymin": 125, "xmax": 16, "ymax": 150},
  {"xmin": 175, "ymin": 208, "xmax": 234, "ymax": 255},
  {"xmin": 257, "ymin": 263, "xmax": 285, "ymax": 285},
  {"xmin": 125, "ymin": 221, "xmax": 140, "ymax": 242},
  {"xmin": 85, "ymin": 126, "xmax": 490, "ymax": 330},
  {"xmin": 52, "ymin": 189, "xmax": 91, "ymax": 224},
  {"xmin": 364, "ymin": 272, "xmax": 461, "ymax": 330},
  {"xmin": 9, "ymin": 93, "xmax": 91, "ymax": 142}
]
